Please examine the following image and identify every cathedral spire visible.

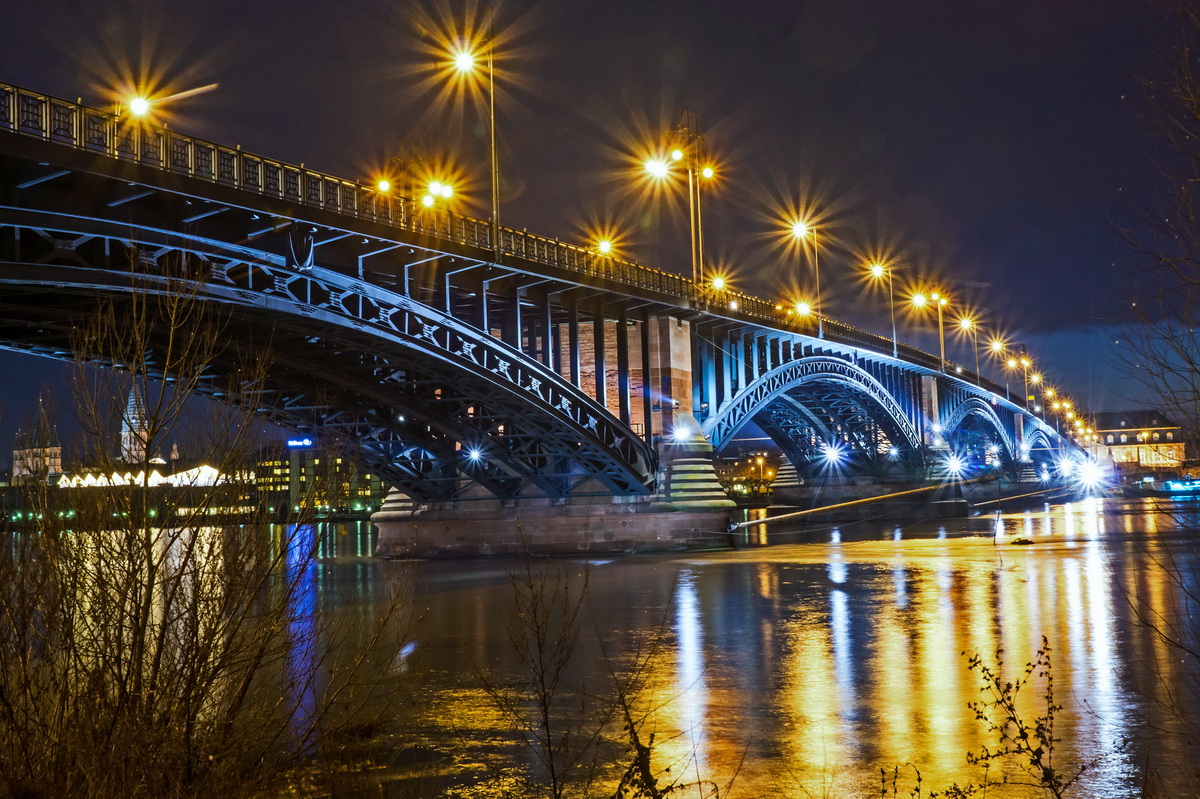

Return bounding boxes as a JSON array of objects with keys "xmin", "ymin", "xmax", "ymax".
[{"xmin": 120, "ymin": 386, "xmax": 150, "ymax": 463}]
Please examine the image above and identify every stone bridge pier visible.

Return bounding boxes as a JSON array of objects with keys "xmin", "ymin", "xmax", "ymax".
[{"xmin": 373, "ymin": 314, "xmax": 739, "ymax": 557}]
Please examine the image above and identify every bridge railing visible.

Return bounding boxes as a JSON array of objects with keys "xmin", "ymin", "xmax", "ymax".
[
  {"xmin": 0, "ymin": 82, "xmax": 697, "ymax": 300},
  {"xmin": 0, "ymin": 81, "xmax": 1022, "ymax": 404}
]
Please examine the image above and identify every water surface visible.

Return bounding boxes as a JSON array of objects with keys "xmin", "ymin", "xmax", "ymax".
[{"xmin": 318, "ymin": 497, "xmax": 1200, "ymax": 797}]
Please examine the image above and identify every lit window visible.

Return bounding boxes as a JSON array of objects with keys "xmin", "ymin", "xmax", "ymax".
[
  {"xmin": 1168, "ymin": 432, "xmax": 1175, "ymax": 440},
  {"xmin": 1120, "ymin": 434, "xmax": 1127, "ymax": 443},
  {"xmin": 1153, "ymin": 432, "xmax": 1160, "ymax": 441},
  {"xmin": 1106, "ymin": 435, "xmax": 1113, "ymax": 444}
]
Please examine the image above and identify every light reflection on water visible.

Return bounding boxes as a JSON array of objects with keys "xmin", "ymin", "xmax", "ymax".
[{"xmin": 311, "ymin": 499, "xmax": 1200, "ymax": 797}]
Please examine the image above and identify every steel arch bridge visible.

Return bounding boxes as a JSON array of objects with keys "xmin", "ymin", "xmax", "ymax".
[{"xmin": 0, "ymin": 81, "xmax": 1076, "ymax": 501}]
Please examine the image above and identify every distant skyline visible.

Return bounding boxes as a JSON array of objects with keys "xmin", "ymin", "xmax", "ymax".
[{"xmin": 0, "ymin": 0, "xmax": 1177, "ymax": 449}]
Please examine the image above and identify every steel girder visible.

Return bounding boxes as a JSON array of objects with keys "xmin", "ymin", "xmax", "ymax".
[
  {"xmin": 1021, "ymin": 426, "xmax": 1059, "ymax": 465},
  {"xmin": 0, "ymin": 209, "xmax": 655, "ymax": 501},
  {"xmin": 703, "ymin": 356, "xmax": 923, "ymax": 459},
  {"xmin": 939, "ymin": 395, "xmax": 1015, "ymax": 459}
]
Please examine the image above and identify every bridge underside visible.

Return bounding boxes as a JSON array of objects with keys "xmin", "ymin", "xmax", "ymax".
[
  {"xmin": 0, "ymin": 220, "xmax": 654, "ymax": 502},
  {"xmin": 752, "ymin": 385, "xmax": 916, "ymax": 475}
]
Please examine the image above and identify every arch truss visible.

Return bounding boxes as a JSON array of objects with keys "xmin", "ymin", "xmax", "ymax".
[
  {"xmin": 0, "ymin": 209, "xmax": 654, "ymax": 501},
  {"xmin": 703, "ymin": 356, "xmax": 923, "ymax": 466}
]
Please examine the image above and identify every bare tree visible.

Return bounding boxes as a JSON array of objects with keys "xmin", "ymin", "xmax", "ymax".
[
  {"xmin": 0, "ymin": 254, "xmax": 415, "ymax": 797},
  {"xmin": 473, "ymin": 554, "xmax": 610, "ymax": 799},
  {"xmin": 1122, "ymin": 2, "xmax": 1200, "ymax": 436},
  {"xmin": 1115, "ymin": 6, "xmax": 1200, "ymax": 791}
]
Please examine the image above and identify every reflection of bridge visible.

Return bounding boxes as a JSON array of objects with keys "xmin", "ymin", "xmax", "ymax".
[{"xmin": 0, "ymin": 82, "xmax": 1069, "ymax": 531}]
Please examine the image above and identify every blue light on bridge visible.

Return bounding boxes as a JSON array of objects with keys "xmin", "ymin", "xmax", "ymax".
[
  {"xmin": 821, "ymin": 443, "xmax": 845, "ymax": 465},
  {"xmin": 942, "ymin": 453, "xmax": 967, "ymax": 479}
]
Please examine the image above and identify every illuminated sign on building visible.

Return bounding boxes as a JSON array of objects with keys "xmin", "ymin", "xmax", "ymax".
[{"xmin": 287, "ymin": 438, "xmax": 314, "ymax": 448}]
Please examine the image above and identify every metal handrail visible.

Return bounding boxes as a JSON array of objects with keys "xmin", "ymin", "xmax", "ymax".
[{"xmin": 0, "ymin": 80, "xmax": 1017, "ymax": 398}]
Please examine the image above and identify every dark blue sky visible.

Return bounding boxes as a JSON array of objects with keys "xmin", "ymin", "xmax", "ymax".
[{"xmin": 0, "ymin": 0, "xmax": 1174, "ymax": 454}]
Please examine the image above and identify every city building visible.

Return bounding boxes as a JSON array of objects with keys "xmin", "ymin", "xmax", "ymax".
[
  {"xmin": 10, "ymin": 399, "xmax": 62, "ymax": 486},
  {"xmin": 256, "ymin": 438, "xmax": 387, "ymax": 514},
  {"xmin": 1091, "ymin": 410, "xmax": 1185, "ymax": 474},
  {"xmin": 119, "ymin": 387, "xmax": 151, "ymax": 463}
]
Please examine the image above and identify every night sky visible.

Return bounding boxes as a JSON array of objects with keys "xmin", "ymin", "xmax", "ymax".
[{"xmin": 0, "ymin": 0, "xmax": 1175, "ymax": 458}]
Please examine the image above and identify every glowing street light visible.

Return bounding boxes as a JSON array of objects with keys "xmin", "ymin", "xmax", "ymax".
[
  {"xmin": 1004, "ymin": 352, "xmax": 1034, "ymax": 409},
  {"xmin": 644, "ymin": 108, "xmax": 716, "ymax": 304},
  {"xmin": 989, "ymin": 338, "xmax": 1010, "ymax": 399},
  {"xmin": 958, "ymin": 316, "xmax": 981, "ymax": 385},
  {"xmin": 791, "ymin": 219, "xmax": 823, "ymax": 338},
  {"xmin": 420, "ymin": 180, "xmax": 455, "ymax": 208},
  {"xmin": 912, "ymin": 290, "xmax": 949, "ymax": 371},
  {"xmin": 868, "ymin": 261, "xmax": 898, "ymax": 357},
  {"xmin": 644, "ymin": 158, "xmax": 670, "ymax": 179},
  {"xmin": 1019, "ymin": 355, "xmax": 1032, "ymax": 409},
  {"xmin": 126, "ymin": 96, "xmax": 152, "ymax": 117},
  {"xmin": 449, "ymin": 21, "xmax": 499, "ymax": 253},
  {"xmin": 596, "ymin": 239, "xmax": 613, "ymax": 255}
]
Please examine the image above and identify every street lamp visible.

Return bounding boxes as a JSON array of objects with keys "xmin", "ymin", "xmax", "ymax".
[
  {"xmin": 421, "ymin": 180, "xmax": 455, "ymax": 208},
  {"xmin": 126, "ymin": 96, "xmax": 151, "ymax": 117},
  {"xmin": 644, "ymin": 109, "xmax": 716, "ymax": 306},
  {"xmin": 791, "ymin": 220, "xmax": 822, "ymax": 338},
  {"xmin": 1019, "ymin": 355, "xmax": 1032, "ymax": 409},
  {"xmin": 1005, "ymin": 353, "xmax": 1032, "ymax": 409},
  {"xmin": 449, "ymin": 20, "xmax": 499, "ymax": 254},
  {"xmin": 958, "ymin": 317, "xmax": 981, "ymax": 385},
  {"xmin": 989, "ymin": 338, "xmax": 1009, "ymax": 399},
  {"xmin": 869, "ymin": 261, "xmax": 897, "ymax": 357},
  {"xmin": 912, "ymin": 291, "xmax": 948, "ymax": 371}
]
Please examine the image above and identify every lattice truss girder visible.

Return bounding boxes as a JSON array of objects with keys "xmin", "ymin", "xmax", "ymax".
[
  {"xmin": 754, "ymin": 388, "xmax": 896, "ymax": 468},
  {"xmin": 0, "ymin": 213, "xmax": 655, "ymax": 501},
  {"xmin": 937, "ymin": 387, "xmax": 1017, "ymax": 459},
  {"xmin": 704, "ymin": 356, "xmax": 923, "ymax": 465}
]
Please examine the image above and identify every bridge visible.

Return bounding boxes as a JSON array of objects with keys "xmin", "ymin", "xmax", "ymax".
[{"xmin": 0, "ymin": 82, "xmax": 1073, "ymax": 552}]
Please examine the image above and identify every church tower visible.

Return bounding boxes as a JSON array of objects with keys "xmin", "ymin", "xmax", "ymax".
[
  {"xmin": 120, "ymin": 387, "xmax": 150, "ymax": 463},
  {"xmin": 11, "ymin": 398, "xmax": 62, "ymax": 485}
]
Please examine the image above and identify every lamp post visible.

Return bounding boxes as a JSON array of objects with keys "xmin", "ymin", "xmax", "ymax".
[
  {"xmin": 932, "ymin": 292, "xmax": 947, "ymax": 372},
  {"xmin": 645, "ymin": 109, "xmax": 715, "ymax": 306},
  {"xmin": 990, "ymin": 338, "xmax": 1008, "ymax": 399},
  {"xmin": 450, "ymin": 16, "xmax": 499, "ymax": 254},
  {"xmin": 869, "ymin": 262, "xmax": 897, "ymax": 357},
  {"xmin": 958, "ymin": 317, "xmax": 980, "ymax": 384},
  {"xmin": 791, "ymin": 220, "xmax": 822, "ymax": 338},
  {"xmin": 1019, "ymin": 354, "xmax": 1032, "ymax": 409},
  {"xmin": 1028, "ymin": 369, "xmax": 1042, "ymax": 413},
  {"xmin": 912, "ymin": 291, "xmax": 948, "ymax": 371},
  {"xmin": 1005, "ymin": 353, "xmax": 1033, "ymax": 409}
]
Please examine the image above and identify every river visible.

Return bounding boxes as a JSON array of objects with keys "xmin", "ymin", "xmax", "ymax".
[{"xmin": 312, "ymin": 496, "xmax": 1200, "ymax": 797}]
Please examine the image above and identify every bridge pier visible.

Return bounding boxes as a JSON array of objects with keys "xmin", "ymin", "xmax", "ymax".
[{"xmin": 372, "ymin": 415, "xmax": 735, "ymax": 558}]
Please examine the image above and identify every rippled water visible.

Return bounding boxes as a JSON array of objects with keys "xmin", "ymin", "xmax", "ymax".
[{"xmin": 314, "ymin": 497, "xmax": 1200, "ymax": 797}]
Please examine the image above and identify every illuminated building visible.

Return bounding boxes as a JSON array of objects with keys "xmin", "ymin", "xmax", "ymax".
[
  {"xmin": 120, "ymin": 387, "xmax": 151, "ymax": 463},
  {"xmin": 10, "ymin": 399, "xmax": 62, "ymax": 486},
  {"xmin": 255, "ymin": 439, "xmax": 387, "ymax": 513},
  {"xmin": 1091, "ymin": 411, "xmax": 1185, "ymax": 474}
]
